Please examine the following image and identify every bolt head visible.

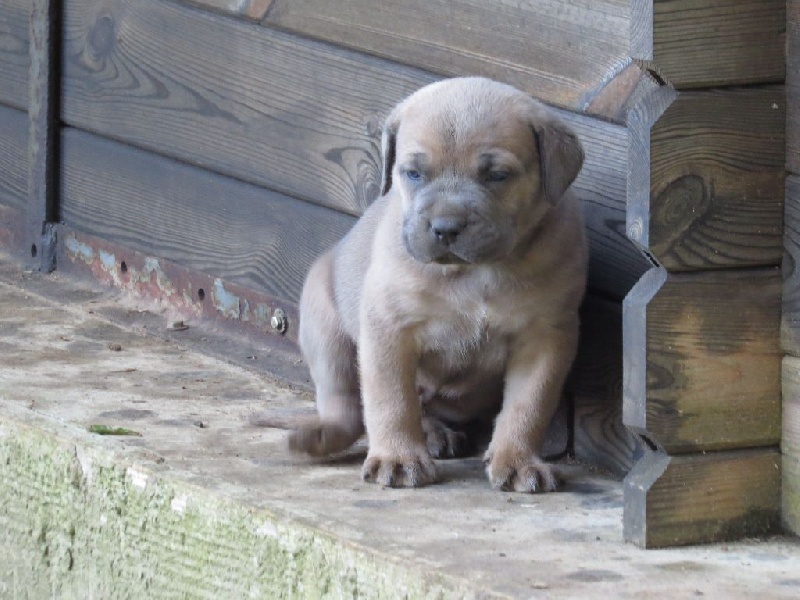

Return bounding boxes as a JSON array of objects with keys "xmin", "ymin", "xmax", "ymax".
[{"xmin": 270, "ymin": 308, "xmax": 287, "ymax": 334}]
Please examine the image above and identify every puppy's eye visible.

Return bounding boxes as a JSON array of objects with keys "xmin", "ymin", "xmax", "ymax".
[
  {"xmin": 405, "ymin": 170, "xmax": 422, "ymax": 182},
  {"xmin": 485, "ymin": 171, "xmax": 511, "ymax": 183}
]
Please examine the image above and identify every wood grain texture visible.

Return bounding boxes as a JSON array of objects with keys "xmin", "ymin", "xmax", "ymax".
[
  {"xmin": 263, "ymin": 0, "xmax": 784, "ymax": 112},
  {"xmin": 570, "ymin": 295, "xmax": 639, "ymax": 478},
  {"xmin": 61, "ymin": 0, "xmax": 648, "ymax": 300},
  {"xmin": 788, "ymin": 1, "xmax": 800, "ymax": 174},
  {"xmin": 0, "ymin": 0, "xmax": 29, "ymax": 111},
  {"xmin": 62, "ymin": 0, "xmax": 425, "ymax": 216},
  {"xmin": 60, "ymin": 128, "xmax": 355, "ymax": 305},
  {"xmin": 624, "ymin": 267, "xmax": 782, "ymax": 454},
  {"xmin": 265, "ymin": 0, "xmax": 632, "ymax": 117},
  {"xmin": 640, "ymin": 87, "xmax": 785, "ymax": 271},
  {"xmin": 783, "ymin": 176, "xmax": 800, "ymax": 356},
  {"xmin": 0, "ymin": 105, "xmax": 28, "ymax": 212},
  {"xmin": 652, "ymin": 0, "xmax": 785, "ymax": 88},
  {"xmin": 623, "ymin": 448, "xmax": 782, "ymax": 548}
]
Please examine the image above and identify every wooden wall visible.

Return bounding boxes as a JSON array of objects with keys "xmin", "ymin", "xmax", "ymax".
[
  {"xmin": 0, "ymin": 0, "xmax": 789, "ymax": 546},
  {"xmin": 784, "ymin": 0, "xmax": 800, "ymax": 538}
]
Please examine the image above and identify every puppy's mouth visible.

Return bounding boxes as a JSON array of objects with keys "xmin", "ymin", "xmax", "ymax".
[{"xmin": 432, "ymin": 252, "xmax": 469, "ymax": 266}]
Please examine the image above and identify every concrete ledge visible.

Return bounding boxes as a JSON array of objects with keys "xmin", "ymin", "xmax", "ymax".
[
  {"xmin": 1, "ymin": 259, "xmax": 800, "ymax": 599},
  {"xmin": 0, "ymin": 407, "xmax": 477, "ymax": 599}
]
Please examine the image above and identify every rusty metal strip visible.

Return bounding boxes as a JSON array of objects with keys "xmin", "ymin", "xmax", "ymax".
[
  {"xmin": 27, "ymin": 0, "xmax": 60, "ymax": 272},
  {"xmin": 58, "ymin": 228, "xmax": 301, "ymax": 351}
]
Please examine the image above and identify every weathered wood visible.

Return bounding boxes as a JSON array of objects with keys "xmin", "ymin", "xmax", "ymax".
[
  {"xmin": 783, "ymin": 357, "xmax": 800, "ymax": 535},
  {"xmin": 628, "ymin": 86, "xmax": 785, "ymax": 271},
  {"xmin": 263, "ymin": 0, "xmax": 784, "ymax": 114},
  {"xmin": 788, "ymin": 1, "xmax": 800, "ymax": 174},
  {"xmin": 60, "ymin": 128, "xmax": 355, "ymax": 306},
  {"xmin": 0, "ymin": 105, "xmax": 28, "ymax": 212},
  {"xmin": 569, "ymin": 295, "xmax": 639, "ymax": 478},
  {"xmin": 27, "ymin": 0, "xmax": 60, "ymax": 272},
  {"xmin": 650, "ymin": 0, "xmax": 785, "ymax": 89},
  {"xmin": 0, "ymin": 0, "xmax": 29, "ymax": 111},
  {"xmin": 783, "ymin": 176, "xmax": 800, "ymax": 356},
  {"xmin": 61, "ymin": 0, "xmax": 652, "ymax": 299},
  {"xmin": 623, "ymin": 448, "xmax": 782, "ymax": 548},
  {"xmin": 265, "ymin": 0, "xmax": 632, "ymax": 118},
  {"xmin": 624, "ymin": 267, "xmax": 782, "ymax": 454}
]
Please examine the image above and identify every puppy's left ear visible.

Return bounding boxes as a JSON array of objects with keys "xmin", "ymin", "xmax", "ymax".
[
  {"xmin": 531, "ymin": 115, "xmax": 584, "ymax": 204},
  {"xmin": 380, "ymin": 111, "xmax": 400, "ymax": 196}
]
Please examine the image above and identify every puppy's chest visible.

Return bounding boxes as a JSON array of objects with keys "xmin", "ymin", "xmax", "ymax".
[{"xmin": 415, "ymin": 298, "xmax": 521, "ymax": 373}]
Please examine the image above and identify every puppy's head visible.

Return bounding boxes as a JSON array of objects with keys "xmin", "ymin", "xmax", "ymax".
[{"xmin": 381, "ymin": 78, "xmax": 583, "ymax": 265}]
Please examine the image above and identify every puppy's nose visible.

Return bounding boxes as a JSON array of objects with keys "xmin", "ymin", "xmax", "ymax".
[{"xmin": 430, "ymin": 217, "xmax": 465, "ymax": 246}]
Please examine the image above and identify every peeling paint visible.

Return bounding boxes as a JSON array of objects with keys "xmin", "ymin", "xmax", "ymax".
[
  {"xmin": 212, "ymin": 279, "xmax": 241, "ymax": 319},
  {"xmin": 64, "ymin": 234, "xmax": 95, "ymax": 264},
  {"xmin": 58, "ymin": 229, "xmax": 300, "ymax": 345}
]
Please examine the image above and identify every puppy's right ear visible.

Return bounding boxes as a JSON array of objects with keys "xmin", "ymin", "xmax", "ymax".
[{"xmin": 380, "ymin": 111, "xmax": 400, "ymax": 196}]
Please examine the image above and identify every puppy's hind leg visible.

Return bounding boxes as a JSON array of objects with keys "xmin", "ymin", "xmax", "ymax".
[{"xmin": 291, "ymin": 251, "xmax": 364, "ymax": 456}]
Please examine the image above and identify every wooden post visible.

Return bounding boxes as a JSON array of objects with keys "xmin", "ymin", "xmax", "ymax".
[
  {"xmin": 27, "ymin": 0, "xmax": 60, "ymax": 272},
  {"xmin": 622, "ymin": 83, "xmax": 785, "ymax": 546}
]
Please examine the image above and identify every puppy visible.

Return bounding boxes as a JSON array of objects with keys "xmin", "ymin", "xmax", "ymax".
[{"xmin": 291, "ymin": 77, "xmax": 587, "ymax": 492}]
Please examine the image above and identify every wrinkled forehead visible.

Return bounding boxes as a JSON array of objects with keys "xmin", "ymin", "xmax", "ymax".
[{"xmin": 394, "ymin": 102, "xmax": 536, "ymax": 170}]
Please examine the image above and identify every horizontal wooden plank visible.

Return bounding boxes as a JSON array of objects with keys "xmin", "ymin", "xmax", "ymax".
[
  {"xmin": 623, "ymin": 447, "xmax": 782, "ymax": 548},
  {"xmin": 0, "ymin": 104, "xmax": 28, "ymax": 212},
  {"xmin": 0, "ymin": 0, "xmax": 30, "ymax": 110},
  {"xmin": 60, "ymin": 127, "xmax": 355, "ymax": 306},
  {"xmin": 631, "ymin": 86, "xmax": 785, "ymax": 271},
  {"xmin": 62, "ymin": 0, "xmax": 429, "ymax": 216},
  {"xmin": 265, "ymin": 0, "xmax": 632, "ymax": 117},
  {"xmin": 570, "ymin": 295, "xmax": 639, "ymax": 478},
  {"xmin": 61, "ymin": 0, "xmax": 650, "ymax": 299},
  {"xmin": 651, "ymin": 0, "xmax": 785, "ymax": 89},
  {"xmin": 263, "ymin": 0, "xmax": 784, "ymax": 113},
  {"xmin": 624, "ymin": 267, "xmax": 782, "ymax": 454},
  {"xmin": 783, "ymin": 176, "xmax": 800, "ymax": 356}
]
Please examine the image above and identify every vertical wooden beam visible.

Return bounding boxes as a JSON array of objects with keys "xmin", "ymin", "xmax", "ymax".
[
  {"xmin": 27, "ymin": 0, "xmax": 60, "ymax": 271},
  {"xmin": 782, "ymin": 357, "xmax": 800, "ymax": 535}
]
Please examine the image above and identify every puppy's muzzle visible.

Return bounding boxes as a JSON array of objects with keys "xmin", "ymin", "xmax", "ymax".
[{"xmin": 430, "ymin": 216, "xmax": 466, "ymax": 247}]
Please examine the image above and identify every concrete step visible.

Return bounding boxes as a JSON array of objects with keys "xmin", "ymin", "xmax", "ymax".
[{"xmin": 1, "ymin": 257, "xmax": 799, "ymax": 599}]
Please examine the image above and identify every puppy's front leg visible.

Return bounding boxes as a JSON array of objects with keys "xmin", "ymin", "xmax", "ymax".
[
  {"xmin": 485, "ymin": 322, "xmax": 578, "ymax": 493},
  {"xmin": 359, "ymin": 310, "xmax": 436, "ymax": 487}
]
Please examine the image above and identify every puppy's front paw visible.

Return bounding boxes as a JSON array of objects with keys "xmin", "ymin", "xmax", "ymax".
[
  {"xmin": 483, "ymin": 449, "xmax": 560, "ymax": 493},
  {"xmin": 361, "ymin": 447, "xmax": 437, "ymax": 488}
]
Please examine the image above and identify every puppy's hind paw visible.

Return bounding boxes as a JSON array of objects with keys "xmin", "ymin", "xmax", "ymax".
[
  {"xmin": 361, "ymin": 450, "xmax": 437, "ymax": 488},
  {"xmin": 422, "ymin": 416, "xmax": 467, "ymax": 459},
  {"xmin": 287, "ymin": 420, "xmax": 360, "ymax": 457},
  {"xmin": 484, "ymin": 450, "xmax": 560, "ymax": 493}
]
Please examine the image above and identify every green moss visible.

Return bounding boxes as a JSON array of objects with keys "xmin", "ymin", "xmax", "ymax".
[{"xmin": 0, "ymin": 419, "xmax": 484, "ymax": 599}]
